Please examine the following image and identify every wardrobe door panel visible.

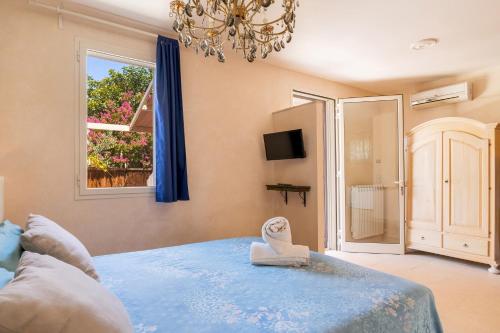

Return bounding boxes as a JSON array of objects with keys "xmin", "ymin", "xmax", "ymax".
[
  {"xmin": 407, "ymin": 133, "xmax": 442, "ymax": 231},
  {"xmin": 443, "ymin": 131, "xmax": 489, "ymax": 237}
]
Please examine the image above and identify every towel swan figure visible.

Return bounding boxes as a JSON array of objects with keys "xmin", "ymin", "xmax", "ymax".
[{"xmin": 250, "ymin": 217, "xmax": 310, "ymax": 266}]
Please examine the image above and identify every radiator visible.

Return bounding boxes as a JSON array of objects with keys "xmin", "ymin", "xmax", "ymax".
[{"xmin": 350, "ymin": 185, "xmax": 384, "ymax": 240}]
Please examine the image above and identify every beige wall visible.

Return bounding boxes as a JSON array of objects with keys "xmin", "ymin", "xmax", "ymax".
[
  {"xmin": 403, "ymin": 65, "xmax": 500, "ymax": 131},
  {"xmin": 270, "ymin": 101, "xmax": 325, "ymax": 252},
  {"xmin": 0, "ymin": 0, "xmax": 370, "ymax": 255}
]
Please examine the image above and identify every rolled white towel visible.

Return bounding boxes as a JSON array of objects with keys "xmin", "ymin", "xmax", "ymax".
[
  {"xmin": 251, "ymin": 217, "xmax": 310, "ymax": 267},
  {"xmin": 250, "ymin": 242, "xmax": 310, "ymax": 267},
  {"xmin": 261, "ymin": 216, "xmax": 293, "ymax": 254}
]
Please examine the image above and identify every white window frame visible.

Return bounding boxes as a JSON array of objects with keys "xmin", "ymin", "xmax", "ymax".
[{"xmin": 75, "ymin": 39, "xmax": 156, "ymax": 200}]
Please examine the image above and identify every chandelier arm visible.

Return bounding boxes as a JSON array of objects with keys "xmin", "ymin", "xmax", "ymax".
[
  {"xmin": 187, "ymin": 23, "xmax": 223, "ymax": 39},
  {"xmin": 219, "ymin": 3, "xmax": 231, "ymax": 16},
  {"xmin": 251, "ymin": 15, "xmax": 286, "ymax": 26},
  {"xmin": 211, "ymin": 25, "xmax": 229, "ymax": 43},
  {"xmin": 233, "ymin": 22, "xmax": 279, "ymax": 45},
  {"xmin": 254, "ymin": 29, "xmax": 288, "ymax": 37},
  {"xmin": 197, "ymin": 2, "xmax": 229, "ymax": 24},
  {"xmin": 257, "ymin": 31, "xmax": 282, "ymax": 43},
  {"xmin": 186, "ymin": 31, "xmax": 203, "ymax": 41},
  {"xmin": 188, "ymin": 33, "xmax": 225, "ymax": 49},
  {"xmin": 202, "ymin": 12, "xmax": 226, "ymax": 24},
  {"xmin": 245, "ymin": 1, "xmax": 257, "ymax": 11},
  {"xmin": 188, "ymin": 21, "xmax": 226, "ymax": 30},
  {"xmin": 246, "ymin": 2, "xmax": 269, "ymax": 21},
  {"xmin": 187, "ymin": 28, "xmax": 227, "ymax": 43},
  {"xmin": 252, "ymin": 36, "xmax": 274, "ymax": 44}
]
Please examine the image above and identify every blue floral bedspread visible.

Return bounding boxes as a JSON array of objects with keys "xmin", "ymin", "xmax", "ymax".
[{"xmin": 94, "ymin": 237, "xmax": 442, "ymax": 333}]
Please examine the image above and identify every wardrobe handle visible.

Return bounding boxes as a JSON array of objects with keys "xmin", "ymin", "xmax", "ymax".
[
  {"xmin": 420, "ymin": 236, "xmax": 425, "ymax": 240},
  {"xmin": 463, "ymin": 243, "xmax": 469, "ymax": 248},
  {"xmin": 444, "ymin": 180, "xmax": 449, "ymax": 183}
]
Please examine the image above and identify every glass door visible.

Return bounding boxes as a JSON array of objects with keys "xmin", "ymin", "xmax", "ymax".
[{"xmin": 337, "ymin": 95, "xmax": 404, "ymax": 254}]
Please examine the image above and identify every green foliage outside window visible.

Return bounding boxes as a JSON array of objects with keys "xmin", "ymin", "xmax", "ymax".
[{"xmin": 87, "ymin": 66, "xmax": 154, "ymax": 171}]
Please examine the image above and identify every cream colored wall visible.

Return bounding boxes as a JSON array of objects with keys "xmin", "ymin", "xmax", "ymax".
[
  {"xmin": 0, "ymin": 0, "xmax": 370, "ymax": 255},
  {"xmin": 270, "ymin": 102, "xmax": 325, "ymax": 252},
  {"xmin": 403, "ymin": 65, "xmax": 500, "ymax": 130}
]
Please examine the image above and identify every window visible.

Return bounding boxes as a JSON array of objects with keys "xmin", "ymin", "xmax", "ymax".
[
  {"xmin": 77, "ymin": 42, "xmax": 156, "ymax": 198},
  {"xmin": 349, "ymin": 136, "xmax": 371, "ymax": 161}
]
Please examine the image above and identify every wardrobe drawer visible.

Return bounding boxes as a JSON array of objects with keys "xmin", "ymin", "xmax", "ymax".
[
  {"xmin": 408, "ymin": 229, "xmax": 441, "ymax": 247},
  {"xmin": 443, "ymin": 234, "xmax": 489, "ymax": 257}
]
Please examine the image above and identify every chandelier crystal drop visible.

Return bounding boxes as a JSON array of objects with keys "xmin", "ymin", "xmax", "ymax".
[{"xmin": 169, "ymin": 0, "xmax": 299, "ymax": 63}]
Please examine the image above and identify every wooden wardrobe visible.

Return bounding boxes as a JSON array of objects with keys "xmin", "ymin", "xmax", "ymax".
[{"xmin": 406, "ymin": 117, "xmax": 500, "ymax": 273}]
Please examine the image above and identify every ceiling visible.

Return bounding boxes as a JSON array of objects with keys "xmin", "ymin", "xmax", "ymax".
[{"xmin": 68, "ymin": 0, "xmax": 500, "ymax": 90}]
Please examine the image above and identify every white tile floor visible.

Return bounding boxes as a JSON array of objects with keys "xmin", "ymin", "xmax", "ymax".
[{"xmin": 326, "ymin": 250, "xmax": 500, "ymax": 333}]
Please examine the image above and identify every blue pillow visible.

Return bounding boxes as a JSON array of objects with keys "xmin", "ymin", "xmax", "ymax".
[
  {"xmin": 0, "ymin": 220, "xmax": 23, "ymax": 271},
  {"xmin": 0, "ymin": 267, "xmax": 14, "ymax": 288}
]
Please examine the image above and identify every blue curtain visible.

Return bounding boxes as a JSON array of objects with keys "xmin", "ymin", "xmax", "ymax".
[{"xmin": 155, "ymin": 36, "xmax": 189, "ymax": 202}]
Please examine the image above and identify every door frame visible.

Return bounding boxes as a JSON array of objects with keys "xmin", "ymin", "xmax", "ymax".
[
  {"xmin": 291, "ymin": 90, "xmax": 337, "ymax": 250},
  {"xmin": 337, "ymin": 95, "xmax": 405, "ymax": 254}
]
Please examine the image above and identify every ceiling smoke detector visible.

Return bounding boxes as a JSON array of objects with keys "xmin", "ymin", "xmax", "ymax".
[{"xmin": 410, "ymin": 38, "xmax": 439, "ymax": 51}]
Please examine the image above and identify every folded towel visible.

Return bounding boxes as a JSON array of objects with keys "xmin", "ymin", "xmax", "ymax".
[
  {"xmin": 261, "ymin": 216, "xmax": 293, "ymax": 254},
  {"xmin": 250, "ymin": 242, "xmax": 310, "ymax": 267},
  {"xmin": 251, "ymin": 217, "xmax": 310, "ymax": 267}
]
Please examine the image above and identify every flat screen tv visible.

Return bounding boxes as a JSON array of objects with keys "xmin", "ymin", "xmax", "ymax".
[{"xmin": 263, "ymin": 129, "xmax": 306, "ymax": 160}]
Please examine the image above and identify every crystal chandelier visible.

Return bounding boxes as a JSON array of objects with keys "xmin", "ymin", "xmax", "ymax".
[{"xmin": 169, "ymin": 0, "xmax": 299, "ymax": 63}]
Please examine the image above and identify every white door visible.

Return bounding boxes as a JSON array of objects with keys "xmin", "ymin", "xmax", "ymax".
[{"xmin": 337, "ymin": 95, "xmax": 405, "ymax": 254}]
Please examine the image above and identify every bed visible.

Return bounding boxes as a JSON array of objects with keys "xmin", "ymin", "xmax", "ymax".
[{"xmin": 94, "ymin": 237, "xmax": 442, "ymax": 333}]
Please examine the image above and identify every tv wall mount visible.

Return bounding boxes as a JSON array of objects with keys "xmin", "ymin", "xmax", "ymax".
[{"xmin": 266, "ymin": 183, "xmax": 311, "ymax": 207}]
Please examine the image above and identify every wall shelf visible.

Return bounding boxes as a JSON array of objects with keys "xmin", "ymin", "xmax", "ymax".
[{"xmin": 266, "ymin": 184, "xmax": 311, "ymax": 207}]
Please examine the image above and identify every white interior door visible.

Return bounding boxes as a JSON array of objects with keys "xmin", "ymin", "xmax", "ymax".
[{"xmin": 337, "ymin": 95, "xmax": 404, "ymax": 254}]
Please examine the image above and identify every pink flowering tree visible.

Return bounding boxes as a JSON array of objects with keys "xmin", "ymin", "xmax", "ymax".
[{"xmin": 87, "ymin": 66, "xmax": 153, "ymax": 171}]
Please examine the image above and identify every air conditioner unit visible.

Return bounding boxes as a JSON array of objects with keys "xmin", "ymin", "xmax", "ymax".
[{"xmin": 411, "ymin": 82, "xmax": 472, "ymax": 109}]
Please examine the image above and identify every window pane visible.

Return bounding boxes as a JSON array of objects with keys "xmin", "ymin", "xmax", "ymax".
[
  {"xmin": 86, "ymin": 54, "xmax": 154, "ymax": 188},
  {"xmin": 343, "ymin": 100, "xmax": 400, "ymax": 244}
]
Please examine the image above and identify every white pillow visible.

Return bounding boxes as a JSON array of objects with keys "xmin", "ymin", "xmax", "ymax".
[
  {"xmin": 21, "ymin": 214, "xmax": 99, "ymax": 280},
  {"xmin": 0, "ymin": 252, "xmax": 133, "ymax": 333}
]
